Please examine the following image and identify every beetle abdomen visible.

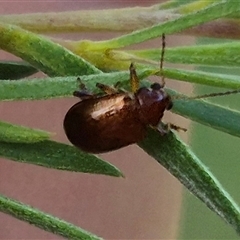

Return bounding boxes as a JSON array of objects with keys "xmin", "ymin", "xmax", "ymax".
[{"xmin": 63, "ymin": 93, "xmax": 146, "ymax": 153}]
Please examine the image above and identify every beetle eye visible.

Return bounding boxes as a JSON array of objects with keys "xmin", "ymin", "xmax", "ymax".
[{"xmin": 150, "ymin": 83, "xmax": 162, "ymax": 90}]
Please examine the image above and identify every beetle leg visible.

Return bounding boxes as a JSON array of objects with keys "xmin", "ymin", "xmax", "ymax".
[
  {"xmin": 96, "ymin": 83, "xmax": 118, "ymax": 94},
  {"xmin": 156, "ymin": 122, "xmax": 187, "ymax": 136},
  {"xmin": 73, "ymin": 77, "xmax": 94, "ymax": 100},
  {"xmin": 168, "ymin": 123, "xmax": 187, "ymax": 132},
  {"xmin": 129, "ymin": 63, "xmax": 139, "ymax": 93},
  {"xmin": 73, "ymin": 91, "xmax": 94, "ymax": 99}
]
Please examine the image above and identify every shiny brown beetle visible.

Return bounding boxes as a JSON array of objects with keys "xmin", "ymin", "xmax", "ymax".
[
  {"xmin": 63, "ymin": 62, "xmax": 173, "ymax": 153},
  {"xmin": 64, "ymin": 33, "xmax": 240, "ymax": 153}
]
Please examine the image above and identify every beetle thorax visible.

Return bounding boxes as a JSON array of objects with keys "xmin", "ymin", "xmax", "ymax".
[{"xmin": 136, "ymin": 86, "xmax": 172, "ymax": 126}]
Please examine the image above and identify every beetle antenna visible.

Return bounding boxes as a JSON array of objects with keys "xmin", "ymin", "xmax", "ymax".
[
  {"xmin": 160, "ymin": 33, "xmax": 166, "ymax": 88},
  {"xmin": 173, "ymin": 89, "xmax": 240, "ymax": 100},
  {"xmin": 188, "ymin": 89, "xmax": 240, "ymax": 99}
]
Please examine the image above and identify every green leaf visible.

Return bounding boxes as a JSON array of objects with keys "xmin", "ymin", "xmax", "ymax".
[
  {"xmin": 162, "ymin": 68, "xmax": 240, "ymax": 89},
  {"xmin": 138, "ymin": 128, "xmax": 240, "ymax": 235},
  {"xmin": 0, "ymin": 22, "xmax": 101, "ymax": 76},
  {"xmin": 165, "ymin": 42, "xmax": 240, "ymax": 67},
  {"xmin": 132, "ymin": 42, "xmax": 240, "ymax": 67},
  {"xmin": 159, "ymin": 0, "xmax": 194, "ymax": 10},
  {"xmin": 0, "ymin": 140, "xmax": 123, "ymax": 177},
  {"xmin": 0, "ymin": 68, "xmax": 154, "ymax": 101},
  {"xmin": 176, "ymin": 0, "xmax": 216, "ymax": 14},
  {"xmin": 170, "ymin": 89, "xmax": 240, "ymax": 138},
  {"xmin": 0, "ymin": 121, "xmax": 50, "ymax": 143},
  {"xmin": 103, "ymin": 49, "xmax": 240, "ymax": 88},
  {"xmin": 0, "ymin": 4, "xmax": 162, "ymax": 34},
  {"xmin": 0, "ymin": 194, "xmax": 102, "ymax": 240},
  {"xmin": 92, "ymin": 0, "xmax": 239, "ymax": 49},
  {"xmin": 0, "ymin": 61, "xmax": 37, "ymax": 79}
]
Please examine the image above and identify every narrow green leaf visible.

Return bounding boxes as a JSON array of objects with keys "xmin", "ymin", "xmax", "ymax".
[
  {"xmin": 130, "ymin": 41, "xmax": 240, "ymax": 68},
  {"xmin": 159, "ymin": 0, "xmax": 194, "ymax": 10},
  {"xmin": 0, "ymin": 61, "xmax": 37, "ymax": 79},
  {"xmin": 0, "ymin": 121, "xmax": 50, "ymax": 143},
  {"xmin": 138, "ymin": 128, "xmax": 240, "ymax": 235},
  {"xmin": 0, "ymin": 140, "xmax": 123, "ymax": 177},
  {"xmin": 0, "ymin": 194, "xmax": 102, "ymax": 240},
  {"xmin": 162, "ymin": 68, "xmax": 240, "ymax": 89},
  {"xmin": 93, "ymin": 0, "xmax": 239, "ymax": 49},
  {"xmin": 165, "ymin": 42, "xmax": 240, "ymax": 67},
  {"xmin": 104, "ymin": 48, "xmax": 240, "ymax": 88},
  {"xmin": 0, "ymin": 69, "xmax": 154, "ymax": 101},
  {"xmin": 177, "ymin": 0, "xmax": 216, "ymax": 14},
  {"xmin": 0, "ymin": 22, "xmax": 101, "ymax": 76},
  {"xmin": 0, "ymin": 5, "xmax": 160, "ymax": 34},
  {"xmin": 170, "ymin": 89, "xmax": 240, "ymax": 138}
]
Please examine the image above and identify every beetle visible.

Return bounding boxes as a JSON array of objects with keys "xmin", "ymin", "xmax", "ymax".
[
  {"xmin": 63, "ymin": 62, "xmax": 174, "ymax": 153},
  {"xmin": 64, "ymin": 33, "xmax": 180, "ymax": 153},
  {"xmin": 64, "ymin": 33, "xmax": 239, "ymax": 153}
]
